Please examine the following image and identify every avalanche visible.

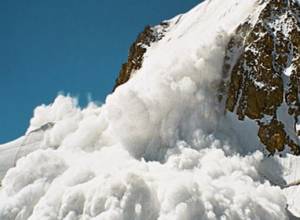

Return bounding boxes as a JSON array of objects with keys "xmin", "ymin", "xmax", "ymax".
[{"xmin": 1, "ymin": 0, "xmax": 300, "ymax": 219}]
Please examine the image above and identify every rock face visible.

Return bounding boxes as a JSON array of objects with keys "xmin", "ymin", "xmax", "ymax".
[
  {"xmin": 114, "ymin": 0, "xmax": 300, "ymax": 156},
  {"xmin": 223, "ymin": 0, "xmax": 300, "ymax": 155},
  {"xmin": 113, "ymin": 23, "xmax": 169, "ymax": 91}
]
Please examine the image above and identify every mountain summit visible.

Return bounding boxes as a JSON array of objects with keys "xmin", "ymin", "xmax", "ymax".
[
  {"xmin": 115, "ymin": 0, "xmax": 300, "ymax": 157},
  {"xmin": 1, "ymin": 0, "xmax": 300, "ymax": 219}
]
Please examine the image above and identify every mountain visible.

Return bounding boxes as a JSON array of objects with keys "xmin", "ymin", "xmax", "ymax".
[
  {"xmin": 224, "ymin": 0, "xmax": 300, "ymax": 156},
  {"xmin": 1, "ymin": 0, "xmax": 300, "ymax": 219},
  {"xmin": 115, "ymin": 0, "xmax": 300, "ymax": 157}
]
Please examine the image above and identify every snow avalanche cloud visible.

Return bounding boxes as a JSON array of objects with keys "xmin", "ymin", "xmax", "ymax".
[{"xmin": 0, "ymin": 0, "xmax": 300, "ymax": 219}]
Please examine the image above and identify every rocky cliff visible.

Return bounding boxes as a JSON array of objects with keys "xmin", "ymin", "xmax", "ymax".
[
  {"xmin": 113, "ymin": 22, "xmax": 169, "ymax": 91},
  {"xmin": 223, "ymin": 0, "xmax": 300, "ymax": 155},
  {"xmin": 114, "ymin": 0, "xmax": 300, "ymax": 156}
]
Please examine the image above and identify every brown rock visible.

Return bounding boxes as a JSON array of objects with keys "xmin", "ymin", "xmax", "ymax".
[
  {"xmin": 113, "ymin": 23, "xmax": 169, "ymax": 91},
  {"xmin": 223, "ymin": 0, "xmax": 300, "ymax": 155}
]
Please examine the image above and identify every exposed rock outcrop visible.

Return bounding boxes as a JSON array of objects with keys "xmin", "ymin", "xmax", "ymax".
[
  {"xmin": 113, "ymin": 0, "xmax": 300, "ymax": 156},
  {"xmin": 223, "ymin": 0, "xmax": 300, "ymax": 155},
  {"xmin": 113, "ymin": 23, "xmax": 169, "ymax": 90}
]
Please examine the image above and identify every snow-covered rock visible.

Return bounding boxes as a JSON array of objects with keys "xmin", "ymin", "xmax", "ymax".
[{"xmin": 1, "ymin": 0, "xmax": 300, "ymax": 219}]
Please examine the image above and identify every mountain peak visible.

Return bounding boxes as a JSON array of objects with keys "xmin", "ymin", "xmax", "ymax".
[{"xmin": 114, "ymin": 0, "xmax": 300, "ymax": 156}]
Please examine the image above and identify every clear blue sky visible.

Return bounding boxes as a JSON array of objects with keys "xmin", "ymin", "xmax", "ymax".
[{"xmin": 0, "ymin": 0, "xmax": 200, "ymax": 143}]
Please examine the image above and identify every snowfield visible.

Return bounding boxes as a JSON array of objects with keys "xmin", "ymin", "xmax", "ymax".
[{"xmin": 1, "ymin": 0, "xmax": 300, "ymax": 219}]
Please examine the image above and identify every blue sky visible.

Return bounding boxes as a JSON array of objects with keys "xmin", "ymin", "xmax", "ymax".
[{"xmin": 0, "ymin": 0, "xmax": 200, "ymax": 143}]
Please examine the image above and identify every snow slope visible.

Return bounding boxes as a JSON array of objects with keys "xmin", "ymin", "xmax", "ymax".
[{"xmin": 1, "ymin": 0, "xmax": 300, "ymax": 219}]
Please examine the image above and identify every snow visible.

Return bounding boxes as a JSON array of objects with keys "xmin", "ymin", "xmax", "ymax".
[
  {"xmin": 277, "ymin": 154, "xmax": 300, "ymax": 216},
  {"xmin": 254, "ymin": 80, "xmax": 266, "ymax": 89},
  {"xmin": 0, "ymin": 0, "xmax": 300, "ymax": 219}
]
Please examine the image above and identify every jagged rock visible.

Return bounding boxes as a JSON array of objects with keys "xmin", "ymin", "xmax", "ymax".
[
  {"xmin": 113, "ymin": 23, "xmax": 169, "ymax": 90},
  {"xmin": 223, "ymin": 0, "xmax": 300, "ymax": 155},
  {"xmin": 113, "ymin": 0, "xmax": 300, "ymax": 156},
  {"xmin": 258, "ymin": 119, "xmax": 286, "ymax": 154}
]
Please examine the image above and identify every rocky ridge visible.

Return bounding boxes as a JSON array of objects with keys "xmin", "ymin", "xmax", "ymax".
[
  {"xmin": 113, "ymin": 22, "xmax": 169, "ymax": 91},
  {"xmin": 223, "ymin": 0, "xmax": 300, "ymax": 155},
  {"xmin": 114, "ymin": 0, "xmax": 300, "ymax": 156}
]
